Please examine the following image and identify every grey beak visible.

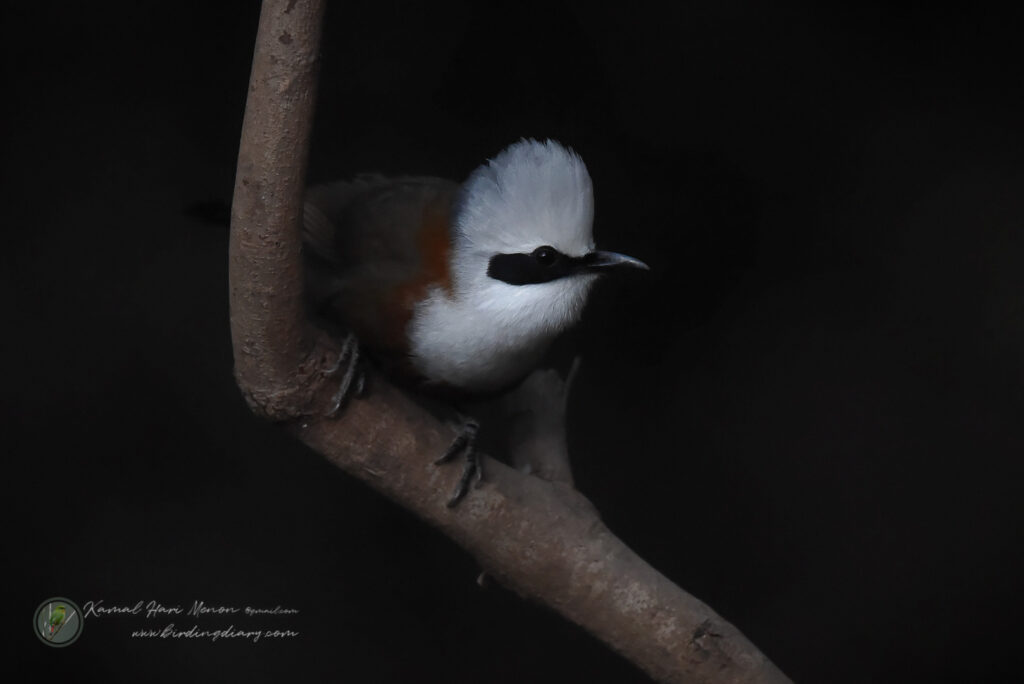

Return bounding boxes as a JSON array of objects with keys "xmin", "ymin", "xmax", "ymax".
[{"xmin": 581, "ymin": 250, "xmax": 650, "ymax": 273}]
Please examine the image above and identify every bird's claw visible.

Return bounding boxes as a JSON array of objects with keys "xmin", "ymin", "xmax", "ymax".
[
  {"xmin": 435, "ymin": 420, "xmax": 481, "ymax": 508},
  {"xmin": 324, "ymin": 332, "xmax": 366, "ymax": 417}
]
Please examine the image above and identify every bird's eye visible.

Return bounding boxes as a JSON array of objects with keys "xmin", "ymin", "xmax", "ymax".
[{"xmin": 532, "ymin": 246, "xmax": 558, "ymax": 266}]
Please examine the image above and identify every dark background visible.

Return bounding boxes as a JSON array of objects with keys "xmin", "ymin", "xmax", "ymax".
[{"xmin": 6, "ymin": 1, "xmax": 1023, "ymax": 682}]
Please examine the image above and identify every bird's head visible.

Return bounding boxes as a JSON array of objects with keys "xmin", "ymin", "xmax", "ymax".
[{"xmin": 450, "ymin": 139, "xmax": 647, "ymax": 335}]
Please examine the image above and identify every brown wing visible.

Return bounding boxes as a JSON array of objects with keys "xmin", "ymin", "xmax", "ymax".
[{"xmin": 303, "ymin": 175, "xmax": 459, "ymax": 376}]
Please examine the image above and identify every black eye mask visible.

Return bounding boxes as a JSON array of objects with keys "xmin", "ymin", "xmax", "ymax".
[
  {"xmin": 487, "ymin": 246, "xmax": 649, "ymax": 286},
  {"xmin": 487, "ymin": 246, "xmax": 580, "ymax": 285}
]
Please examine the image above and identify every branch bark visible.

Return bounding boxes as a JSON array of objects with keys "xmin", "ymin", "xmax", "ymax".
[
  {"xmin": 229, "ymin": 0, "xmax": 332, "ymax": 420},
  {"xmin": 229, "ymin": 2, "xmax": 792, "ymax": 683}
]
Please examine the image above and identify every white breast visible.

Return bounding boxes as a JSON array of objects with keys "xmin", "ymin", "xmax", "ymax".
[{"xmin": 408, "ymin": 276, "xmax": 595, "ymax": 393}]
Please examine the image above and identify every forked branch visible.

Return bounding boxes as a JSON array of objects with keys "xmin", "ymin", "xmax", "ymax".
[{"xmin": 228, "ymin": 2, "xmax": 791, "ymax": 682}]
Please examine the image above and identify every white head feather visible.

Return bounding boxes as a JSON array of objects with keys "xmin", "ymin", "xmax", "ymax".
[
  {"xmin": 451, "ymin": 139, "xmax": 595, "ymax": 281},
  {"xmin": 407, "ymin": 139, "xmax": 601, "ymax": 391}
]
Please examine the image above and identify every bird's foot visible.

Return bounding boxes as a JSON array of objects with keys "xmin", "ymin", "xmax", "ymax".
[
  {"xmin": 323, "ymin": 332, "xmax": 367, "ymax": 417},
  {"xmin": 434, "ymin": 420, "xmax": 481, "ymax": 508}
]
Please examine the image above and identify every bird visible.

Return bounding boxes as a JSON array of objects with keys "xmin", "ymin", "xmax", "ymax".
[
  {"xmin": 302, "ymin": 139, "xmax": 647, "ymax": 503},
  {"xmin": 48, "ymin": 604, "xmax": 66, "ymax": 636}
]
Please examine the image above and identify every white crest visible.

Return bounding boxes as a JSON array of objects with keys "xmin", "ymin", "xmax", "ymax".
[
  {"xmin": 452, "ymin": 139, "xmax": 595, "ymax": 265},
  {"xmin": 407, "ymin": 139, "xmax": 601, "ymax": 391}
]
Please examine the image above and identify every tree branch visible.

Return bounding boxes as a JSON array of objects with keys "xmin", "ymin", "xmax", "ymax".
[
  {"xmin": 229, "ymin": 0, "xmax": 333, "ymax": 420},
  {"xmin": 229, "ymin": 2, "xmax": 792, "ymax": 682}
]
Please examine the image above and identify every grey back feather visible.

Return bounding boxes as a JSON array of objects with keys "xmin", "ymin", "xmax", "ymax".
[
  {"xmin": 302, "ymin": 174, "xmax": 458, "ymax": 269},
  {"xmin": 301, "ymin": 175, "xmax": 460, "ymax": 338}
]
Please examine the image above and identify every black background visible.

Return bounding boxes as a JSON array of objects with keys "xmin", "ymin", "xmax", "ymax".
[{"xmin": 7, "ymin": 1, "xmax": 1024, "ymax": 682}]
